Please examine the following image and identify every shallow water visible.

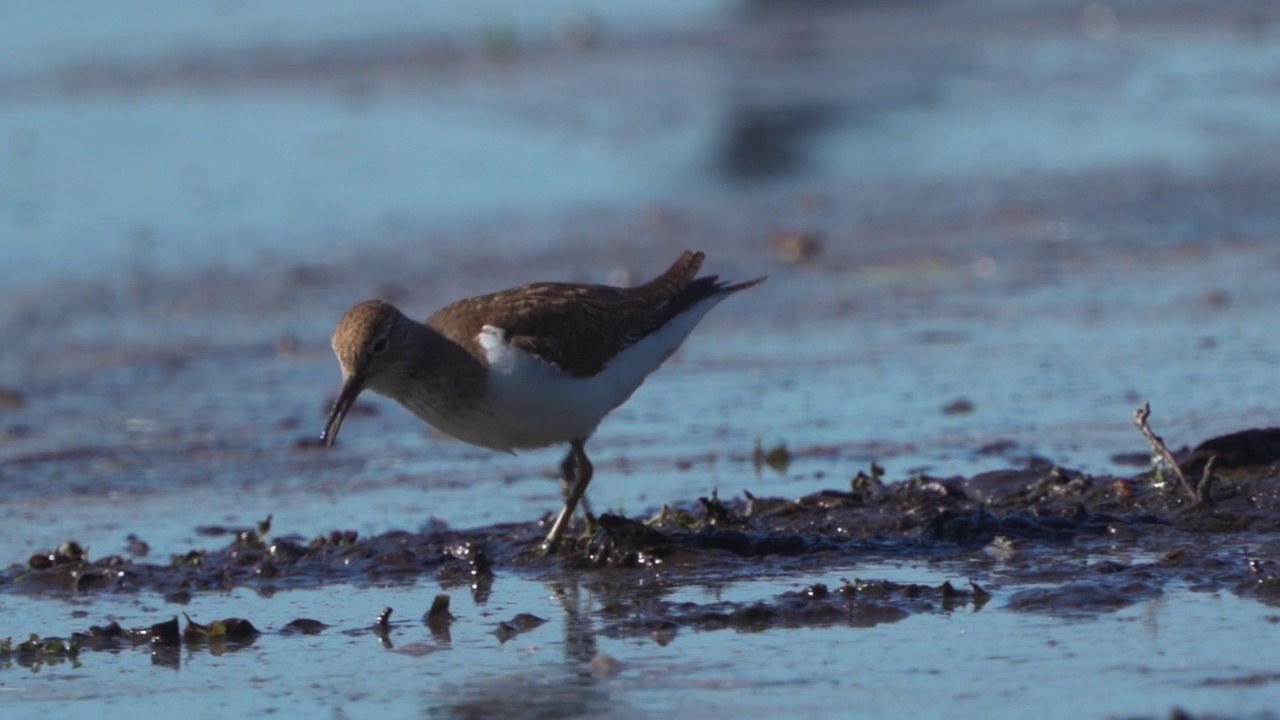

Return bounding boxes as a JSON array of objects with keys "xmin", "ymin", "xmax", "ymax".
[
  {"xmin": 6, "ymin": 569, "xmax": 1280, "ymax": 719},
  {"xmin": 4, "ymin": 0, "xmax": 1280, "ymax": 718}
]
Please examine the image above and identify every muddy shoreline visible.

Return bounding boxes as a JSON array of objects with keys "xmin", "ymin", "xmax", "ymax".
[{"xmin": 6, "ymin": 423, "xmax": 1279, "ymax": 673}]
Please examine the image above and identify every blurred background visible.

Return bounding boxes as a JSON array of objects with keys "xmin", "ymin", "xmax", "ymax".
[{"xmin": 1, "ymin": 0, "xmax": 1279, "ymax": 552}]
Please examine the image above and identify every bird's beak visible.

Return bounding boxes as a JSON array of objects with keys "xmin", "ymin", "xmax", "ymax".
[{"xmin": 322, "ymin": 374, "xmax": 363, "ymax": 448}]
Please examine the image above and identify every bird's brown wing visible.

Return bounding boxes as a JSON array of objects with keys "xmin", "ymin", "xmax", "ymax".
[{"xmin": 426, "ymin": 251, "xmax": 759, "ymax": 378}]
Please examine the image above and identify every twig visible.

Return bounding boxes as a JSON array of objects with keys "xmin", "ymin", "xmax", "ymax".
[
  {"xmin": 1197, "ymin": 454, "xmax": 1217, "ymax": 505},
  {"xmin": 1131, "ymin": 402, "xmax": 1198, "ymax": 504}
]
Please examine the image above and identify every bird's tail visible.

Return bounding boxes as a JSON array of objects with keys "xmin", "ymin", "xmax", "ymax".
[
  {"xmin": 641, "ymin": 250, "xmax": 705, "ymax": 300},
  {"xmin": 642, "ymin": 250, "xmax": 766, "ymax": 318}
]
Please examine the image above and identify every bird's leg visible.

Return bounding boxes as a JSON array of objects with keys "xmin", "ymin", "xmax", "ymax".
[
  {"xmin": 558, "ymin": 446, "xmax": 594, "ymax": 520},
  {"xmin": 543, "ymin": 439, "xmax": 594, "ymax": 554}
]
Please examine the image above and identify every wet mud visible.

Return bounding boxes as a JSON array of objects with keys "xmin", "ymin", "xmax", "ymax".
[{"xmin": 5, "ymin": 425, "xmax": 1280, "ymax": 668}]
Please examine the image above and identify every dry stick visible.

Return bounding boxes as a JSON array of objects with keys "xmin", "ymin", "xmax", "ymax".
[
  {"xmin": 1197, "ymin": 453, "xmax": 1217, "ymax": 505},
  {"xmin": 1131, "ymin": 402, "xmax": 1199, "ymax": 504}
]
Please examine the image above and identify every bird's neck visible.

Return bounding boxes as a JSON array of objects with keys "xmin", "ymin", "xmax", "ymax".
[{"xmin": 396, "ymin": 320, "xmax": 488, "ymax": 401}]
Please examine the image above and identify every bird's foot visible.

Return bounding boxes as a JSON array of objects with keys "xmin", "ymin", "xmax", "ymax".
[
  {"xmin": 579, "ymin": 512, "xmax": 599, "ymax": 540},
  {"xmin": 539, "ymin": 512, "xmax": 598, "ymax": 556}
]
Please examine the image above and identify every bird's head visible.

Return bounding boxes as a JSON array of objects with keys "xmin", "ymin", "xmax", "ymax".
[{"xmin": 322, "ymin": 299, "xmax": 411, "ymax": 447}]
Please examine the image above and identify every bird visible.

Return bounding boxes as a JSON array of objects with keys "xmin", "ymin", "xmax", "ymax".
[{"xmin": 321, "ymin": 250, "xmax": 765, "ymax": 553}]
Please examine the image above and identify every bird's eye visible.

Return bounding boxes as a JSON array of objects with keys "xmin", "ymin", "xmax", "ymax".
[{"xmin": 370, "ymin": 337, "xmax": 389, "ymax": 355}]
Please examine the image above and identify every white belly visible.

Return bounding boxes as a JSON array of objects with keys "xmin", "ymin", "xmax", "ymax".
[{"xmin": 424, "ymin": 294, "xmax": 731, "ymax": 451}]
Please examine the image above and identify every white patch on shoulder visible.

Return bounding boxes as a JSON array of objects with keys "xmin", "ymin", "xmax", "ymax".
[
  {"xmin": 477, "ymin": 325, "xmax": 516, "ymax": 371},
  {"xmin": 471, "ymin": 323, "xmax": 611, "ymax": 449}
]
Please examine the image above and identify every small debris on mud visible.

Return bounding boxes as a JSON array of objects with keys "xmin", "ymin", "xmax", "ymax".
[
  {"xmin": 1202, "ymin": 288, "xmax": 1231, "ymax": 308},
  {"xmin": 0, "ymin": 633, "xmax": 80, "ymax": 668},
  {"xmin": 2, "ymin": 423, "xmax": 36, "ymax": 440},
  {"xmin": 424, "ymin": 594, "xmax": 455, "ymax": 644},
  {"xmin": 751, "ymin": 440, "xmax": 792, "ymax": 473},
  {"xmin": 772, "ymin": 229, "xmax": 823, "ymax": 263},
  {"xmin": 125, "ymin": 534, "xmax": 150, "ymax": 557},
  {"xmin": 1196, "ymin": 671, "xmax": 1280, "ymax": 688},
  {"xmin": 493, "ymin": 613, "xmax": 547, "ymax": 643},
  {"xmin": 275, "ymin": 333, "xmax": 301, "ymax": 357},
  {"xmin": 0, "ymin": 387, "xmax": 25, "ymax": 410},
  {"xmin": 0, "ymin": 613, "xmax": 272, "ymax": 670},
  {"xmin": 697, "ymin": 490, "xmax": 739, "ymax": 528},
  {"xmin": 182, "ymin": 613, "xmax": 261, "ymax": 643},
  {"xmin": 281, "ymin": 618, "xmax": 330, "ymax": 635},
  {"xmin": 424, "ymin": 594, "xmax": 455, "ymax": 628},
  {"xmin": 374, "ymin": 607, "xmax": 394, "ymax": 635},
  {"xmin": 27, "ymin": 540, "xmax": 89, "ymax": 570},
  {"xmin": 978, "ymin": 440, "xmax": 1018, "ymax": 456}
]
